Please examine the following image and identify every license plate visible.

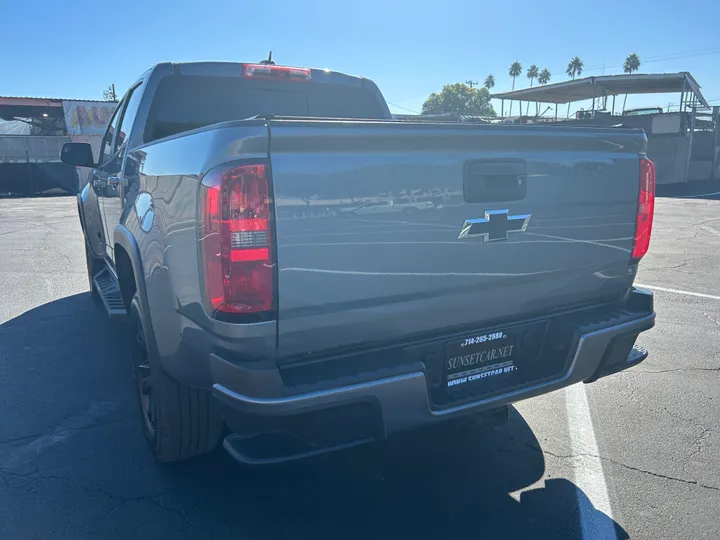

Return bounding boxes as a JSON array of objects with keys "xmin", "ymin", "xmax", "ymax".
[
  {"xmin": 443, "ymin": 321, "xmax": 548, "ymax": 390},
  {"xmin": 445, "ymin": 330, "xmax": 518, "ymax": 388}
]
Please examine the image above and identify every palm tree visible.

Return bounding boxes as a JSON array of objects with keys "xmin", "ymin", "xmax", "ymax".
[
  {"xmin": 484, "ymin": 74, "xmax": 495, "ymax": 90},
  {"xmin": 538, "ymin": 68, "xmax": 551, "ymax": 85},
  {"xmin": 622, "ymin": 53, "xmax": 641, "ymax": 113},
  {"xmin": 508, "ymin": 61, "xmax": 522, "ymax": 116},
  {"xmin": 565, "ymin": 56, "xmax": 584, "ymax": 117},
  {"xmin": 566, "ymin": 56, "xmax": 584, "ymax": 80},
  {"xmin": 525, "ymin": 64, "xmax": 539, "ymax": 115},
  {"xmin": 537, "ymin": 69, "xmax": 551, "ymax": 115}
]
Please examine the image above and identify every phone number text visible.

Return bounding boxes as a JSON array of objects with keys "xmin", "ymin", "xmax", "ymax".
[{"xmin": 460, "ymin": 331, "xmax": 506, "ymax": 348}]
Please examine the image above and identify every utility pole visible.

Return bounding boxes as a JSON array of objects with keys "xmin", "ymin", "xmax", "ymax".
[
  {"xmin": 465, "ymin": 80, "xmax": 478, "ymax": 88},
  {"xmin": 103, "ymin": 84, "xmax": 118, "ymax": 102}
]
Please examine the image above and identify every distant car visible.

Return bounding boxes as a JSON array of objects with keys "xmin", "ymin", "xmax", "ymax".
[
  {"xmin": 338, "ymin": 200, "xmax": 433, "ymax": 216},
  {"xmin": 623, "ymin": 107, "xmax": 663, "ymax": 116}
]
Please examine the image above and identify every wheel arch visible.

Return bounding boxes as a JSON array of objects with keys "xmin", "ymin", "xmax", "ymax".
[
  {"xmin": 113, "ymin": 225, "xmax": 151, "ymax": 322},
  {"xmin": 76, "ymin": 193, "xmax": 86, "ymax": 234},
  {"xmin": 115, "ymin": 246, "xmax": 136, "ymax": 310}
]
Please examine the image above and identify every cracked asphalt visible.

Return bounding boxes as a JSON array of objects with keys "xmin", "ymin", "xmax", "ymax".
[{"xmin": 1, "ymin": 193, "xmax": 719, "ymax": 539}]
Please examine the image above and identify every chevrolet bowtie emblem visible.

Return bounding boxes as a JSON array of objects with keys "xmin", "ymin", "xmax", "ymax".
[{"xmin": 458, "ymin": 209, "xmax": 531, "ymax": 242}]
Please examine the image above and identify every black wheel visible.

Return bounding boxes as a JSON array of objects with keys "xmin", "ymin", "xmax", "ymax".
[
  {"xmin": 84, "ymin": 240, "xmax": 100, "ymax": 299},
  {"xmin": 130, "ymin": 295, "xmax": 223, "ymax": 462}
]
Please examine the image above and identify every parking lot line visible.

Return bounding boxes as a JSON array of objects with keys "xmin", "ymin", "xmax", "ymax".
[
  {"xmin": 635, "ymin": 283, "xmax": 720, "ymax": 301},
  {"xmin": 565, "ymin": 383, "xmax": 617, "ymax": 540}
]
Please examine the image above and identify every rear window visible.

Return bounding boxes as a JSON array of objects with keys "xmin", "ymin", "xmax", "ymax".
[{"xmin": 144, "ymin": 75, "xmax": 386, "ymax": 142}]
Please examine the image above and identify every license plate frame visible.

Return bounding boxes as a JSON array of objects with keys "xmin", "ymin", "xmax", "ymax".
[{"xmin": 443, "ymin": 320, "xmax": 549, "ymax": 392}]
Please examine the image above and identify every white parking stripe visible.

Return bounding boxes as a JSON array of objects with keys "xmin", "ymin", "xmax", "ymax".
[
  {"xmin": 565, "ymin": 383, "xmax": 617, "ymax": 540},
  {"xmin": 635, "ymin": 283, "xmax": 720, "ymax": 301}
]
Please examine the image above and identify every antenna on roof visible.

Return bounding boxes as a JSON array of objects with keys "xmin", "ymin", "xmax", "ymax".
[{"xmin": 259, "ymin": 51, "xmax": 275, "ymax": 65}]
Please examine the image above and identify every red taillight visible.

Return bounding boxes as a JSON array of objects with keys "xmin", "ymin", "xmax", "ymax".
[
  {"xmin": 632, "ymin": 158, "xmax": 656, "ymax": 261},
  {"xmin": 200, "ymin": 163, "xmax": 274, "ymax": 316},
  {"xmin": 242, "ymin": 64, "xmax": 311, "ymax": 82}
]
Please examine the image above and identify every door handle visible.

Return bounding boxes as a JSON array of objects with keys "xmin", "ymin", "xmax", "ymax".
[
  {"xmin": 463, "ymin": 159, "xmax": 527, "ymax": 203},
  {"xmin": 107, "ymin": 175, "xmax": 120, "ymax": 187}
]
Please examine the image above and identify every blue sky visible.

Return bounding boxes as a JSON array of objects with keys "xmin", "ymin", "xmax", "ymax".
[{"xmin": 2, "ymin": 0, "xmax": 719, "ymax": 116}]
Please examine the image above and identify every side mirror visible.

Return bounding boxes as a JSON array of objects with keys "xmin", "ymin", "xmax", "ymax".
[{"xmin": 60, "ymin": 142, "xmax": 96, "ymax": 168}]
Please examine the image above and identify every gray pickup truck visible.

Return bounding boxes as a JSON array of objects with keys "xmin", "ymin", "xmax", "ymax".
[{"xmin": 62, "ymin": 61, "xmax": 656, "ymax": 465}]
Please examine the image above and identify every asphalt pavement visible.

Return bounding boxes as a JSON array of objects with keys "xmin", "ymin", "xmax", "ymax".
[{"xmin": 1, "ymin": 192, "xmax": 719, "ymax": 539}]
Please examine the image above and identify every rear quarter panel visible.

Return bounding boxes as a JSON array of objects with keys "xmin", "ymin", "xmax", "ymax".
[{"xmin": 124, "ymin": 123, "xmax": 275, "ymax": 384}]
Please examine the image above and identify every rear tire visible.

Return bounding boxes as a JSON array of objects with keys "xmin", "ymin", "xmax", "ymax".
[{"xmin": 130, "ymin": 295, "xmax": 223, "ymax": 462}]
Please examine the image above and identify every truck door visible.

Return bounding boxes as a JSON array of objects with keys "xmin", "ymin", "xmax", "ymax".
[
  {"xmin": 90, "ymin": 98, "xmax": 125, "ymax": 262},
  {"xmin": 98, "ymin": 82, "xmax": 144, "ymax": 264}
]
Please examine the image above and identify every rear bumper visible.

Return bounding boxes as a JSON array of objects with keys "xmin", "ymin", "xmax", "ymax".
[
  {"xmin": 211, "ymin": 290, "xmax": 655, "ymax": 464},
  {"xmin": 214, "ymin": 314, "xmax": 654, "ymax": 430}
]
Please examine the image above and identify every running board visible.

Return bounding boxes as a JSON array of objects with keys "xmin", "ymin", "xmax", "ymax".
[{"xmin": 93, "ymin": 268, "xmax": 127, "ymax": 319}]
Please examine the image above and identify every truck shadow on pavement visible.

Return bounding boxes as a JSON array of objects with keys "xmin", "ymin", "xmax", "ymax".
[
  {"xmin": 0, "ymin": 292, "xmax": 628, "ymax": 540},
  {"xmin": 167, "ymin": 415, "xmax": 629, "ymax": 540}
]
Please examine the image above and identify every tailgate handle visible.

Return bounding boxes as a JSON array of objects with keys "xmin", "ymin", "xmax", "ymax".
[{"xmin": 463, "ymin": 159, "xmax": 527, "ymax": 203}]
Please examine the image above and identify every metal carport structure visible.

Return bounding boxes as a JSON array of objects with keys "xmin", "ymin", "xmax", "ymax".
[
  {"xmin": 491, "ymin": 72, "xmax": 709, "ymax": 118},
  {"xmin": 491, "ymin": 73, "xmax": 717, "ymax": 185}
]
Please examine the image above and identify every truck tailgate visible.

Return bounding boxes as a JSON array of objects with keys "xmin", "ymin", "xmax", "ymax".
[{"xmin": 268, "ymin": 120, "xmax": 645, "ymax": 359}]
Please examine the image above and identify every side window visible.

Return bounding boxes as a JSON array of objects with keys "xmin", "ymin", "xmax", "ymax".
[
  {"xmin": 99, "ymin": 101, "xmax": 124, "ymax": 164},
  {"xmin": 114, "ymin": 83, "xmax": 144, "ymax": 152}
]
